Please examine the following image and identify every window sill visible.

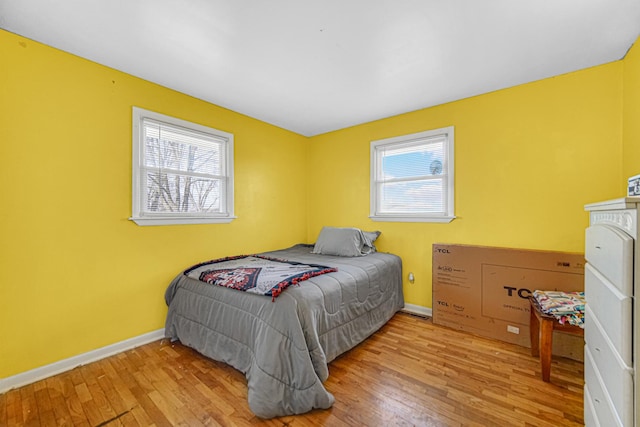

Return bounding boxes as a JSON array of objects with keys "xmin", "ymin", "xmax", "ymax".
[
  {"xmin": 369, "ymin": 215, "xmax": 456, "ymax": 223},
  {"xmin": 130, "ymin": 216, "xmax": 236, "ymax": 226}
]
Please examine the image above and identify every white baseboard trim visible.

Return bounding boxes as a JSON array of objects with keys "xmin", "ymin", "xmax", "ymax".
[
  {"xmin": 402, "ymin": 303, "xmax": 432, "ymax": 318},
  {"xmin": 0, "ymin": 328, "xmax": 165, "ymax": 394}
]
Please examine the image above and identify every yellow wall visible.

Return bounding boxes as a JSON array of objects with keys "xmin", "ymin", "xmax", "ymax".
[
  {"xmin": 623, "ymin": 39, "xmax": 640, "ymax": 179},
  {"xmin": 2, "ymin": 26, "xmax": 637, "ymax": 381},
  {"xmin": 0, "ymin": 30, "xmax": 309, "ymax": 378},
  {"xmin": 308, "ymin": 62, "xmax": 624, "ymax": 309}
]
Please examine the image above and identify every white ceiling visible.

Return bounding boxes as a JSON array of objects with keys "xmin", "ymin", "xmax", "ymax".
[{"xmin": 1, "ymin": 1, "xmax": 640, "ymax": 137}]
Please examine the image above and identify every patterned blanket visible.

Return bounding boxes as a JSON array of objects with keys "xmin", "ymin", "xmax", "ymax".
[
  {"xmin": 533, "ymin": 290, "xmax": 586, "ymax": 328},
  {"xmin": 184, "ymin": 255, "xmax": 337, "ymax": 299}
]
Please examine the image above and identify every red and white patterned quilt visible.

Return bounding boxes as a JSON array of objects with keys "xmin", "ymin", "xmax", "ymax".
[{"xmin": 184, "ymin": 255, "xmax": 337, "ymax": 299}]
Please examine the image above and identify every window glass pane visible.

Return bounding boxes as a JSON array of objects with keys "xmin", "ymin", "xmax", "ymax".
[
  {"xmin": 381, "ymin": 140, "xmax": 443, "ymax": 180},
  {"xmin": 145, "ymin": 171, "xmax": 223, "ymax": 213},
  {"xmin": 379, "ymin": 179, "xmax": 444, "ymax": 214},
  {"xmin": 143, "ymin": 121, "xmax": 223, "ymax": 175}
]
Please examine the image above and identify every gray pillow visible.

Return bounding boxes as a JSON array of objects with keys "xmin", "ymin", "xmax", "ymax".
[
  {"xmin": 312, "ymin": 227, "xmax": 381, "ymax": 257},
  {"xmin": 362, "ymin": 230, "xmax": 381, "ymax": 252}
]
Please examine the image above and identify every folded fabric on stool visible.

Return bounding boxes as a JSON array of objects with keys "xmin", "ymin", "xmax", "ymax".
[{"xmin": 533, "ymin": 290, "xmax": 586, "ymax": 328}]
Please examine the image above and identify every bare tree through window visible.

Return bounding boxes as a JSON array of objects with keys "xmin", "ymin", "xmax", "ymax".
[{"xmin": 143, "ymin": 120, "xmax": 225, "ymax": 214}]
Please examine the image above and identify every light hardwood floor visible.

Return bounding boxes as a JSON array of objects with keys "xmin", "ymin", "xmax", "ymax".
[{"xmin": 0, "ymin": 313, "xmax": 584, "ymax": 426}]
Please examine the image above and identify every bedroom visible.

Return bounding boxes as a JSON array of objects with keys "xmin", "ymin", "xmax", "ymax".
[{"xmin": 1, "ymin": 1, "xmax": 640, "ymax": 425}]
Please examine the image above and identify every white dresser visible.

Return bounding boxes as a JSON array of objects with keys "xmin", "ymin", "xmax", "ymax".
[{"xmin": 584, "ymin": 198, "xmax": 640, "ymax": 426}]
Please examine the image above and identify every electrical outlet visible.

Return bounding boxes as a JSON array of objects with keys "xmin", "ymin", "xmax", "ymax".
[{"xmin": 507, "ymin": 325, "xmax": 520, "ymax": 334}]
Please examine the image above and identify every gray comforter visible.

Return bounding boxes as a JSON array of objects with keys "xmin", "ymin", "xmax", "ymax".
[{"xmin": 164, "ymin": 244, "xmax": 404, "ymax": 418}]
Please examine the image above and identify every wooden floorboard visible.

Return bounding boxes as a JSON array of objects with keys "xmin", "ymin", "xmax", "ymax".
[{"xmin": 0, "ymin": 313, "xmax": 584, "ymax": 426}]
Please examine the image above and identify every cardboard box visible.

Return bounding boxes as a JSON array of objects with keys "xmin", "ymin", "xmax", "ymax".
[{"xmin": 432, "ymin": 243, "xmax": 585, "ymax": 361}]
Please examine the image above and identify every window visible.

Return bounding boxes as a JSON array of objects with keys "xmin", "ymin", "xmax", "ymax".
[
  {"xmin": 370, "ymin": 126, "xmax": 454, "ymax": 223},
  {"xmin": 131, "ymin": 107, "xmax": 235, "ymax": 226}
]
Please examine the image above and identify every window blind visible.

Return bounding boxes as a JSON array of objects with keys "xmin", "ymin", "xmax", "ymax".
[
  {"xmin": 141, "ymin": 118, "xmax": 227, "ymax": 215},
  {"xmin": 375, "ymin": 135, "xmax": 448, "ymax": 215}
]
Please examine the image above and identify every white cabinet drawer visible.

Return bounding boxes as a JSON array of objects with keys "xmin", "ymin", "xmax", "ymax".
[
  {"xmin": 585, "ymin": 263, "xmax": 632, "ymax": 359},
  {"xmin": 585, "ymin": 307, "xmax": 633, "ymax": 418},
  {"xmin": 584, "ymin": 385, "xmax": 601, "ymax": 427},
  {"xmin": 584, "ymin": 348, "xmax": 625, "ymax": 427},
  {"xmin": 585, "ymin": 225, "xmax": 633, "ymax": 295},
  {"xmin": 585, "ymin": 304, "xmax": 632, "ymax": 367}
]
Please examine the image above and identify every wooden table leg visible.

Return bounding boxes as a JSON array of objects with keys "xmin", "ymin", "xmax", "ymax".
[
  {"xmin": 540, "ymin": 318, "xmax": 554, "ymax": 382},
  {"xmin": 530, "ymin": 305, "xmax": 540, "ymax": 357}
]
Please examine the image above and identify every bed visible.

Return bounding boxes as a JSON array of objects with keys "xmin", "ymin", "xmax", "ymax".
[{"xmin": 164, "ymin": 228, "xmax": 404, "ymax": 418}]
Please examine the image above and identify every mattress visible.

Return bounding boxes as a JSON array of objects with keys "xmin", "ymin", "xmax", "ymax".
[{"xmin": 164, "ymin": 244, "xmax": 404, "ymax": 418}]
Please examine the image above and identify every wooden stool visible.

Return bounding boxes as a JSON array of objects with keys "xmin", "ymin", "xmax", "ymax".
[{"xmin": 529, "ymin": 296, "xmax": 584, "ymax": 382}]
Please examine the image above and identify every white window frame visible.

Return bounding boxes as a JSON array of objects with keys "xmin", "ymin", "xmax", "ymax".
[
  {"xmin": 130, "ymin": 107, "xmax": 235, "ymax": 226},
  {"xmin": 370, "ymin": 126, "xmax": 455, "ymax": 223}
]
